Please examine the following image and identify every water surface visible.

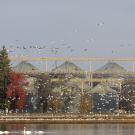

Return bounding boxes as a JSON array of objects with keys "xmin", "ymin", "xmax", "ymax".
[{"xmin": 0, "ymin": 124, "xmax": 134, "ymax": 135}]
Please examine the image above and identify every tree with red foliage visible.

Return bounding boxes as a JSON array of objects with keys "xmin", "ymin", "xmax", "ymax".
[{"xmin": 6, "ymin": 72, "xmax": 27, "ymax": 112}]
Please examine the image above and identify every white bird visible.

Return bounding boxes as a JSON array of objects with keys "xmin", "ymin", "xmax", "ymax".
[
  {"xmin": 4, "ymin": 131, "xmax": 9, "ymax": 134},
  {"xmin": 23, "ymin": 127, "xmax": 32, "ymax": 135},
  {"xmin": 35, "ymin": 131, "xmax": 44, "ymax": 134},
  {"xmin": 97, "ymin": 22, "xmax": 104, "ymax": 27},
  {"xmin": 0, "ymin": 131, "xmax": 4, "ymax": 134},
  {"xmin": 25, "ymin": 131, "xmax": 32, "ymax": 134}
]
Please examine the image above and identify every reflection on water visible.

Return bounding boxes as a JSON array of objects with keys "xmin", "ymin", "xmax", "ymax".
[{"xmin": 0, "ymin": 124, "xmax": 134, "ymax": 135}]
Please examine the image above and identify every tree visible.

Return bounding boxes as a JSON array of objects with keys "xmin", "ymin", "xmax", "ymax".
[
  {"xmin": 6, "ymin": 72, "xmax": 27, "ymax": 112},
  {"xmin": 80, "ymin": 94, "xmax": 91, "ymax": 114},
  {"xmin": 35, "ymin": 73, "xmax": 52, "ymax": 112},
  {"xmin": 120, "ymin": 78, "xmax": 135, "ymax": 113},
  {"xmin": 49, "ymin": 95, "xmax": 61, "ymax": 113},
  {"xmin": 0, "ymin": 46, "xmax": 11, "ymax": 109}
]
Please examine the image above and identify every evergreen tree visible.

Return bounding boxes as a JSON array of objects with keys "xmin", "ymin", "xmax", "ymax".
[{"xmin": 0, "ymin": 46, "xmax": 11, "ymax": 109}]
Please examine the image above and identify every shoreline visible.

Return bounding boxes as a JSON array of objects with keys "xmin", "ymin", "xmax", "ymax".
[
  {"xmin": 0, "ymin": 119, "xmax": 135, "ymax": 124},
  {"xmin": 0, "ymin": 114, "xmax": 135, "ymax": 124}
]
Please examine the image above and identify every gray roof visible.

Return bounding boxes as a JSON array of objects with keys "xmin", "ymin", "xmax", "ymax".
[
  {"xmin": 12, "ymin": 61, "xmax": 39, "ymax": 74},
  {"xmin": 96, "ymin": 62, "xmax": 126, "ymax": 73},
  {"xmin": 88, "ymin": 83, "xmax": 117, "ymax": 94},
  {"xmin": 52, "ymin": 61, "xmax": 84, "ymax": 74}
]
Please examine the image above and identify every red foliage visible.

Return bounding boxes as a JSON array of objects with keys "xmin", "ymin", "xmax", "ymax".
[{"xmin": 6, "ymin": 72, "xmax": 27, "ymax": 110}]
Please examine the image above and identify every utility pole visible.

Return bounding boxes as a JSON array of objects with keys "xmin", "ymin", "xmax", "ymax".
[
  {"xmin": 89, "ymin": 61, "xmax": 93, "ymax": 88},
  {"xmin": 132, "ymin": 62, "xmax": 135, "ymax": 72},
  {"xmin": 45, "ymin": 59, "xmax": 48, "ymax": 72}
]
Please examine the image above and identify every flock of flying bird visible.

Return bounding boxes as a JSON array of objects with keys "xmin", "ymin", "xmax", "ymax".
[
  {"xmin": 5, "ymin": 41, "xmax": 91, "ymax": 56},
  {"xmin": 5, "ymin": 42, "xmax": 135, "ymax": 57},
  {"xmin": 1, "ymin": 22, "xmax": 105, "ymax": 56},
  {"xmin": 1, "ymin": 21, "xmax": 134, "ymax": 56}
]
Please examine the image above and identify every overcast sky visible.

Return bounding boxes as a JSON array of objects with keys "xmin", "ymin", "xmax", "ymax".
[{"xmin": 0, "ymin": 0, "xmax": 135, "ymax": 70}]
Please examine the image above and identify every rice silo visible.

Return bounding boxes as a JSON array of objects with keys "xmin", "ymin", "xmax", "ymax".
[
  {"xmin": 88, "ymin": 83, "xmax": 118, "ymax": 113},
  {"xmin": 52, "ymin": 61, "xmax": 84, "ymax": 74},
  {"xmin": 12, "ymin": 61, "xmax": 39, "ymax": 74},
  {"xmin": 95, "ymin": 62, "xmax": 126, "ymax": 78}
]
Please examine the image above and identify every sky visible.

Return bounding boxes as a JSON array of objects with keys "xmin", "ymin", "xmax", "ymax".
[{"xmin": 0, "ymin": 0, "xmax": 135, "ymax": 70}]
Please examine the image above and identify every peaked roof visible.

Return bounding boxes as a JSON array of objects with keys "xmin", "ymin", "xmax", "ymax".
[
  {"xmin": 96, "ymin": 62, "xmax": 126, "ymax": 73},
  {"xmin": 88, "ymin": 83, "xmax": 116, "ymax": 94},
  {"xmin": 12, "ymin": 61, "xmax": 39, "ymax": 74},
  {"xmin": 52, "ymin": 61, "xmax": 84, "ymax": 74}
]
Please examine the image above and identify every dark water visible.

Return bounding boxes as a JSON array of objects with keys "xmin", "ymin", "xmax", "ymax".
[{"xmin": 0, "ymin": 124, "xmax": 135, "ymax": 135}]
